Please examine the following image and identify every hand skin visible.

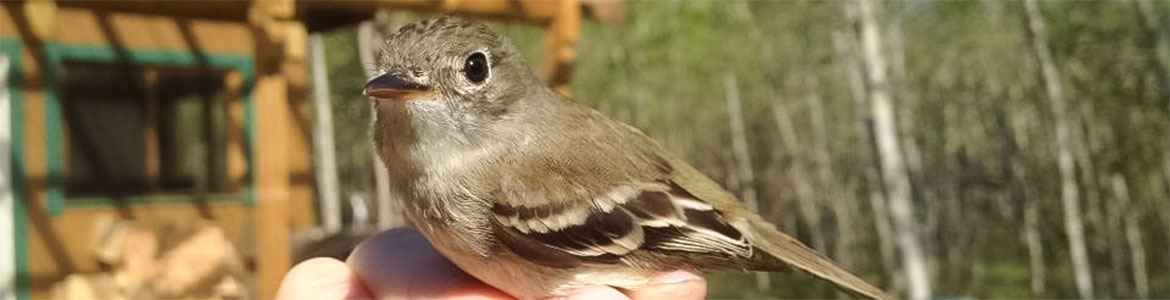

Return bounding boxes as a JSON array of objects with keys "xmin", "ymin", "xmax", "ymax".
[{"xmin": 275, "ymin": 228, "xmax": 707, "ymax": 300}]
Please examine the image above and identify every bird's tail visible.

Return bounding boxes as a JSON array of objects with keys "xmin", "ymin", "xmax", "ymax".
[{"xmin": 744, "ymin": 214, "xmax": 895, "ymax": 300}]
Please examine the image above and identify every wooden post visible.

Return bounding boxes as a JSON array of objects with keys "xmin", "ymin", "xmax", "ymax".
[
  {"xmin": 23, "ymin": 0, "xmax": 56, "ymax": 41},
  {"xmin": 249, "ymin": 0, "xmax": 299, "ymax": 297},
  {"xmin": 253, "ymin": 73, "xmax": 292, "ymax": 299}
]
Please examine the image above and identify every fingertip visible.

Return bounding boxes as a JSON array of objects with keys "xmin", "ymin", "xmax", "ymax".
[
  {"xmin": 562, "ymin": 286, "xmax": 631, "ymax": 300},
  {"xmin": 625, "ymin": 270, "xmax": 707, "ymax": 300},
  {"xmin": 347, "ymin": 227, "xmax": 513, "ymax": 300},
  {"xmin": 277, "ymin": 257, "xmax": 374, "ymax": 300}
]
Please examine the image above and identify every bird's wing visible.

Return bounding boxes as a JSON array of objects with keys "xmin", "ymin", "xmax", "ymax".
[
  {"xmin": 490, "ymin": 102, "xmax": 891, "ymax": 299},
  {"xmin": 489, "ymin": 180, "xmax": 762, "ymax": 269},
  {"xmin": 489, "ymin": 167, "xmax": 893, "ymax": 300},
  {"xmin": 669, "ymin": 156, "xmax": 895, "ymax": 300},
  {"xmin": 489, "ymin": 104, "xmax": 760, "ymax": 268}
]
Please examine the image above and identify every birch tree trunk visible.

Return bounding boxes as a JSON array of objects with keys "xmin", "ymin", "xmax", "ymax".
[
  {"xmin": 886, "ymin": 24, "xmax": 937, "ymax": 281},
  {"xmin": 1130, "ymin": 0, "xmax": 1170, "ymax": 244},
  {"xmin": 723, "ymin": 73, "xmax": 770, "ymax": 291},
  {"xmin": 1016, "ymin": 130, "xmax": 1046, "ymax": 297},
  {"xmin": 358, "ymin": 17, "xmax": 405, "ymax": 229},
  {"xmin": 769, "ymin": 88, "xmax": 826, "ymax": 252},
  {"xmin": 1111, "ymin": 174, "xmax": 1149, "ymax": 298},
  {"xmin": 886, "ymin": 15, "xmax": 924, "ymax": 211},
  {"xmin": 857, "ymin": 0, "xmax": 930, "ymax": 298},
  {"xmin": 1072, "ymin": 118, "xmax": 1102, "ymax": 230},
  {"xmin": 997, "ymin": 98, "xmax": 1047, "ymax": 295},
  {"xmin": 1023, "ymin": 0, "xmax": 1095, "ymax": 297},
  {"xmin": 835, "ymin": 29, "xmax": 897, "ymax": 286},
  {"xmin": 800, "ymin": 70, "xmax": 860, "ymax": 279},
  {"xmin": 1024, "ymin": 201, "xmax": 1046, "ymax": 295},
  {"xmin": 803, "ymin": 73, "xmax": 845, "ymax": 258},
  {"xmin": 0, "ymin": 53, "xmax": 14, "ymax": 300},
  {"xmin": 309, "ymin": 33, "xmax": 343, "ymax": 232},
  {"xmin": 724, "ymin": 73, "xmax": 759, "ymax": 213},
  {"xmin": 1102, "ymin": 173, "xmax": 1129, "ymax": 295}
]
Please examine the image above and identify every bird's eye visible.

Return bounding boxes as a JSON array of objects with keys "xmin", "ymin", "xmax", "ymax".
[{"xmin": 463, "ymin": 52, "xmax": 489, "ymax": 84}]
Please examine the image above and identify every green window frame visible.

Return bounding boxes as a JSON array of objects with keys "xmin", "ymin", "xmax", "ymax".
[
  {"xmin": 40, "ymin": 43, "xmax": 257, "ymax": 213},
  {"xmin": 2, "ymin": 39, "xmax": 258, "ymax": 300}
]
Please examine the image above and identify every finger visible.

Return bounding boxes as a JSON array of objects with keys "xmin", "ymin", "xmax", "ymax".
[
  {"xmin": 276, "ymin": 257, "xmax": 374, "ymax": 300},
  {"xmin": 623, "ymin": 270, "xmax": 707, "ymax": 300},
  {"xmin": 560, "ymin": 286, "xmax": 631, "ymax": 300},
  {"xmin": 347, "ymin": 228, "xmax": 513, "ymax": 300}
]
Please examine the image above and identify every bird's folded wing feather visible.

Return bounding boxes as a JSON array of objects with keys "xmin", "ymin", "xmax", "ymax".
[
  {"xmin": 490, "ymin": 166, "xmax": 892, "ymax": 300},
  {"xmin": 486, "ymin": 103, "xmax": 892, "ymax": 299},
  {"xmin": 670, "ymin": 157, "xmax": 895, "ymax": 300},
  {"xmin": 489, "ymin": 181, "xmax": 760, "ymax": 269}
]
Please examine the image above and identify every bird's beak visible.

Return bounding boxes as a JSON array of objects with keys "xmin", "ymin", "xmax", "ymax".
[{"xmin": 364, "ymin": 73, "xmax": 431, "ymax": 101}]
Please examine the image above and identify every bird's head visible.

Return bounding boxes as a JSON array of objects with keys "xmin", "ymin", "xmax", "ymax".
[{"xmin": 365, "ymin": 17, "xmax": 554, "ymax": 150}]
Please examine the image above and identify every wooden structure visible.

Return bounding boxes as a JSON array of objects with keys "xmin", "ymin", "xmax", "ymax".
[{"xmin": 1, "ymin": 0, "xmax": 617, "ymax": 299}]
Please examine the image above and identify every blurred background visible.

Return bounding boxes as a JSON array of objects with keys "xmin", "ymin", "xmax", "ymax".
[{"xmin": 2, "ymin": 0, "xmax": 1168, "ymax": 299}]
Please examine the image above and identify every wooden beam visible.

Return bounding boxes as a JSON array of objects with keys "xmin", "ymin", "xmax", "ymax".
[
  {"xmin": 300, "ymin": 0, "xmax": 617, "ymax": 32},
  {"xmin": 545, "ymin": 0, "xmax": 579, "ymax": 93},
  {"xmin": 302, "ymin": 0, "xmax": 565, "ymax": 25},
  {"xmin": 54, "ymin": 1, "xmax": 249, "ymax": 22},
  {"xmin": 224, "ymin": 71, "xmax": 247, "ymax": 191},
  {"xmin": 23, "ymin": 0, "xmax": 57, "ymax": 40},
  {"xmin": 580, "ymin": 0, "xmax": 624, "ymax": 22}
]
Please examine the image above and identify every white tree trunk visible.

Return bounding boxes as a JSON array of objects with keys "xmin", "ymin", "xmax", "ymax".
[
  {"xmin": 309, "ymin": 33, "xmax": 343, "ymax": 232},
  {"xmin": 1124, "ymin": 213, "xmax": 1149, "ymax": 299},
  {"xmin": 1102, "ymin": 173, "xmax": 1130, "ymax": 294},
  {"xmin": 1023, "ymin": 0, "xmax": 1095, "ymax": 298},
  {"xmin": 857, "ymin": 0, "xmax": 930, "ymax": 298},
  {"xmin": 886, "ymin": 19, "xmax": 924, "ymax": 194},
  {"xmin": 0, "ymin": 53, "xmax": 15, "ymax": 300},
  {"xmin": 770, "ymin": 91, "xmax": 801, "ymax": 155},
  {"xmin": 887, "ymin": 24, "xmax": 937, "ymax": 280},
  {"xmin": 1111, "ymin": 174, "xmax": 1149, "ymax": 298},
  {"xmin": 1000, "ymin": 88, "xmax": 1047, "ymax": 295},
  {"xmin": 1073, "ymin": 119, "xmax": 1102, "ymax": 230},
  {"xmin": 1024, "ymin": 201, "xmax": 1046, "ymax": 295},
  {"xmin": 1130, "ymin": 0, "xmax": 1170, "ymax": 249},
  {"xmin": 723, "ymin": 73, "xmax": 770, "ymax": 291},
  {"xmin": 358, "ymin": 19, "xmax": 404, "ymax": 229},
  {"xmin": 834, "ymin": 29, "xmax": 897, "ymax": 285},
  {"xmin": 724, "ymin": 74, "xmax": 758, "ymax": 213},
  {"xmin": 769, "ymin": 90, "xmax": 825, "ymax": 252},
  {"xmin": 801, "ymin": 72, "xmax": 860, "ymax": 295},
  {"xmin": 803, "ymin": 74, "xmax": 835, "ymax": 254}
]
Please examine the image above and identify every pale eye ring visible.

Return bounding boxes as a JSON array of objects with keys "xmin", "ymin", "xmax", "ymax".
[{"xmin": 463, "ymin": 52, "xmax": 489, "ymax": 84}]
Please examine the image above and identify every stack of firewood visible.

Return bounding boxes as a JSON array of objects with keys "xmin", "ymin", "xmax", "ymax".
[{"xmin": 51, "ymin": 217, "xmax": 251, "ymax": 300}]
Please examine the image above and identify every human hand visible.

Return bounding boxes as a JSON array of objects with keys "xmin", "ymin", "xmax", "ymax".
[{"xmin": 276, "ymin": 227, "xmax": 707, "ymax": 300}]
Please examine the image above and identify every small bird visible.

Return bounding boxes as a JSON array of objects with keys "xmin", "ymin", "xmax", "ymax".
[{"xmin": 364, "ymin": 17, "xmax": 892, "ymax": 300}]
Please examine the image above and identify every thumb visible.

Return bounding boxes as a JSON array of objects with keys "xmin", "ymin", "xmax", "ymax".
[
  {"xmin": 623, "ymin": 270, "xmax": 707, "ymax": 300},
  {"xmin": 276, "ymin": 257, "xmax": 374, "ymax": 300}
]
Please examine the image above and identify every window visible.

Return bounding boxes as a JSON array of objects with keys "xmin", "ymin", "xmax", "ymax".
[{"xmin": 61, "ymin": 62, "xmax": 237, "ymax": 198}]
